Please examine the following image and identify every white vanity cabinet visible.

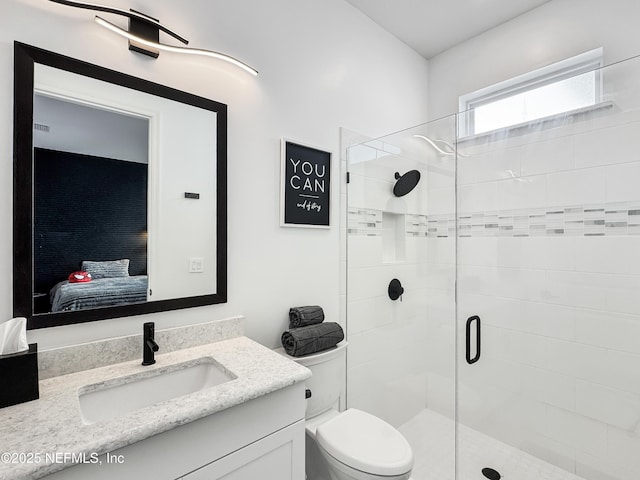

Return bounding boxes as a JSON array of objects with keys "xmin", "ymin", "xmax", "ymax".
[
  {"xmin": 44, "ymin": 384, "xmax": 305, "ymax": 480},
  {"xmin": 178, "ymin": 421, "xmax": 303, "ymax": 480}
]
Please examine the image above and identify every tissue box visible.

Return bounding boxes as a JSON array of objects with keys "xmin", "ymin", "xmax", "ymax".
[{"xmin": 0, "ymin": 343, "xmax": 39, "ymax": 408}]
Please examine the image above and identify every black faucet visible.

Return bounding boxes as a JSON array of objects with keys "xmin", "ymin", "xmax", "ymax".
[{"xmin": 142, "ymin": 322, "xmax": 159, "ymax": 366}]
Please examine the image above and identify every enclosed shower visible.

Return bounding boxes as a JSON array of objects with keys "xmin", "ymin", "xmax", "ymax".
[{"xmin": 344, "ymin": 52, "xmax": 640, "ymax": 480}]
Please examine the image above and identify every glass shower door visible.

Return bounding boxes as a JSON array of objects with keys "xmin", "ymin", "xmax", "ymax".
[
  {"xmin": 345, "ymin": 114, "xmax": 457, "ymax": 480},
  {"xmin": 455, "ymin": 55, "xmax": 640, "ymax": 480}
]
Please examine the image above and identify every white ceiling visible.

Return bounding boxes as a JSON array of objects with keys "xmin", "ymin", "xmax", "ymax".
[{"xmin": 344, "ymin": 0, "xmax": 552, "ymax": 59}]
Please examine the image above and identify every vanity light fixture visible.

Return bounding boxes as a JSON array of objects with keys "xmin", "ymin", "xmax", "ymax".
[
  {"xmin": 49, "ymin": 0, "xmax": 258, "ymax": 76},
  {"xmin": 94, "ymin": 16, "xmax": 258, "ymax": 76},
  {"xmin": 413, "ymin": 134, "xmax": 468, "ymax": 157}
]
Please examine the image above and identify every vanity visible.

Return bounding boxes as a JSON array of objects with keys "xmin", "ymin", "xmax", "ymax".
[{"xmin": 0, "ymin": 326, "xmax": 310, "ymax": 480}]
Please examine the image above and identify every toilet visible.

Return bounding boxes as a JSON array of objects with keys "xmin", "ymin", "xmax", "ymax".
[{"xmin": 278, "ymin": 342, "xmax": 414, "ymax": 480}]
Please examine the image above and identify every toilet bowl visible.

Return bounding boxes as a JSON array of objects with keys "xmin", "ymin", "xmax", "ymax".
[
  {"xmin": 310, "ymin": 408, "xmax": 413, "ymax": 480},
  {"xmin": 277, "ymin": 342, "xmax": 414, "ymax": 480}
]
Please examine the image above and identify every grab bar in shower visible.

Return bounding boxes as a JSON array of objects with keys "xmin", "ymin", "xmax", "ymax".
[{"xmin": 465, "ymin": 315, "xmax": 481, "ymax": 365}]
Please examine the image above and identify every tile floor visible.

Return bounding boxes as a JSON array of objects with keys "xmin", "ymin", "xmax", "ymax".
[{"xmin": 399, "ymin": 409, "xmax": 585, "ymax": 480}]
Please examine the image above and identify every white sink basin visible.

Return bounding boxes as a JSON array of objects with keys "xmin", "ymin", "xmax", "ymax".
[{"xmin": 78, "ymin": 357, "xmax": 236, "ymax": 424}]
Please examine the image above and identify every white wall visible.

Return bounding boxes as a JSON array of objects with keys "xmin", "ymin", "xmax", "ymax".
[
  {"xmin": 428, "ymin": 0, "xmax": 640, "ymax": 120},
  {"xmin": 1, "ymin": 0, "xmax": 429, "ymax": 349},
  {"xmin": 33, "ymin": 94, "xmax": 149, "ymax": 164}
]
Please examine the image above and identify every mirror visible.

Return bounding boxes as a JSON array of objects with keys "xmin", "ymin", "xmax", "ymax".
[{"xmin": 14, "ymin": 42, "xmax": 228, "ymax": 329}]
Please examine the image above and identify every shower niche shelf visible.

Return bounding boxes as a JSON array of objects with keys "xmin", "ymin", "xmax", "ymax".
[{"xmin": 382, "ymin": 212, "xmax": 406, "ymax": 263}]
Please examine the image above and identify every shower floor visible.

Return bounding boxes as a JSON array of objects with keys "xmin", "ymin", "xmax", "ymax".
[{"xmin": 398, "ymin": 409, "xmax": 586, "ymax": 480}]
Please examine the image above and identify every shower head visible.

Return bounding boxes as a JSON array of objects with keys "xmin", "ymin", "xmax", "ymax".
[{"xmin": 393, "ymin": 170, "xmax": 421, "ymax": 197}]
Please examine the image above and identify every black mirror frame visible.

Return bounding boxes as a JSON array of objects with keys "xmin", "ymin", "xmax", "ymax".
[{"xmin": 13, "ymin": 42, "xmax": 228, "ymax": 330}]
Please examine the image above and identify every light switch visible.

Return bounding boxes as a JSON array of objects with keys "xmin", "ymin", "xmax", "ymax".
[{"xmin": 189, "ymin": 257, "xmax": 204, "ymax": 273}]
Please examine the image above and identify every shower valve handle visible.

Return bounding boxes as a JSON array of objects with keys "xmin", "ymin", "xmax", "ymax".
[{"xmin": 388, "ymin": 279, "xmax": 404, "ymax": 301}]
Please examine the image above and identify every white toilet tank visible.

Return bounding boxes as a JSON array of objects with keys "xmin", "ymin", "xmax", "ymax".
[{"xmin": 278, "ymin": 342, "xmax": 347, "ymax": 419}]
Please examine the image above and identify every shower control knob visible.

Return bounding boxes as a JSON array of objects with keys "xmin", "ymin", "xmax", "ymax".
[{"xmin": 388, "ymin": 279, "xmax": 404, "ymax": 301}]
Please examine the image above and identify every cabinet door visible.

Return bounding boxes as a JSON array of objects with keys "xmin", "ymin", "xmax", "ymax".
[{"xmin": 183, "ymin": 420, "xmax": 305, "ymax": 480}]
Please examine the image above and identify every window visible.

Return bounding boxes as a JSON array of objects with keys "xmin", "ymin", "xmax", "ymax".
[{"xmin": 458, "ymin": 48, "xmax": 603, "ymax": 137}]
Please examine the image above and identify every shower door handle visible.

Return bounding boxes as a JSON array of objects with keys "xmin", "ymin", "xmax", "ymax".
[{"xmin": 466, "ymin": 315, "xmax": 481, "ymax": 364}]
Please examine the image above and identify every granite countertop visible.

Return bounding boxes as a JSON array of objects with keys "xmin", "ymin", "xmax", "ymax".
[{"xmin": 0, "ymin": 336, "xmax": 311, "ymax": 480}]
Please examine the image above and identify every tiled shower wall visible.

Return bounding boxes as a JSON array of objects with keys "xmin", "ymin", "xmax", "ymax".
[{"xmin": 448, "ymin": 113, "xmax": 640, "ymax": 480}]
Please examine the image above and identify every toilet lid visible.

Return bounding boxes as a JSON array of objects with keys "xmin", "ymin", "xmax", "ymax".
[{"xmin": 316, "ymin": 408, "xmax": 414, "ymax": 476}]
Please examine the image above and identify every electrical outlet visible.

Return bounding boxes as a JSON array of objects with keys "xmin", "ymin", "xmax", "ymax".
[{"xmin": 189, "ymin": 257, "xmax": 204, "ymax": 273}]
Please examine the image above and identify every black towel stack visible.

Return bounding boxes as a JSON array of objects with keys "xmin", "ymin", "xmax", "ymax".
[
  {"xmin": 289, "ymin": 305, "xmax": 325, "ymax": 328},
  {"xmin": 281, "ymin": 306, "xmax": 344, "ymax": 357}
]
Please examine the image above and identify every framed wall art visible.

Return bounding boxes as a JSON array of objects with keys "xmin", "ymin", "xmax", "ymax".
[{"xmin": 280, "ymin": 139, "xmax": 331, "ymax": 228}]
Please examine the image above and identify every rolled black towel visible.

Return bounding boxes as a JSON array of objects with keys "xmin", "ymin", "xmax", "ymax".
[
  {"xmin": 289, "ymin": 305, "xmax": 325, "ymax": 328},
  {"xmin": 281, "ymin": 322, "xmax": 344, "ymax": 357}
]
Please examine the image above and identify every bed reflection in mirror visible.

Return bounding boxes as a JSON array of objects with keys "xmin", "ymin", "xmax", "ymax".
[{"xmin": 33, "ymin": 94, "xmax": 150, "ymax": 313}]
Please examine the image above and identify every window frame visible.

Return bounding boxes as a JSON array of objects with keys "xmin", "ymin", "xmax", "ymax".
[{"xmin": 458, "ymin": 47, "xmax": 604, "ymax": 138}]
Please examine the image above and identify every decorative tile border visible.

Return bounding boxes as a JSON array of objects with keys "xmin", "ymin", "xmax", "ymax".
[
  {"xmin": 348, "ymin": 201, "xmax": 640, "ymax": 238},
  {"xmin": 406, "ymin": 214, "xmax": 428, "ymax": 237},
  {"xmin": 347, "ymin": 208, "xmax": 383, "ymax": 236}
]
